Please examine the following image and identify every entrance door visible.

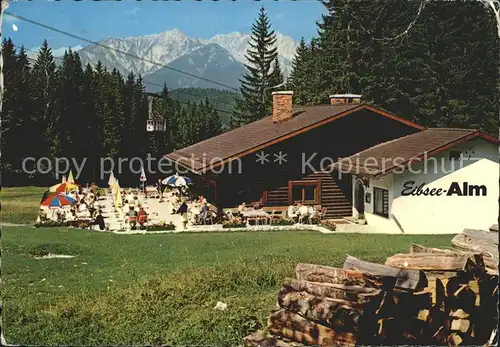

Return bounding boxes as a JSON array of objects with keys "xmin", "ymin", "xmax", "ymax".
[{"xmin": 354, "ymin": 180, "xmax": 365, "ymax": 214}]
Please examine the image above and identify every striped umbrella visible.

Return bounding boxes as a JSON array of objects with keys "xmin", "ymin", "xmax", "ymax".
[
  {"xmin": 162, "ymin": 174, "xmax": 193, "ymax": 187},
  {"xmin": 49, "ymin": 182, "xmax": 79, "ymax": 193},
  {"xmin": 41, "ymin": 193, "xmax": 77, "ymax": 209}
]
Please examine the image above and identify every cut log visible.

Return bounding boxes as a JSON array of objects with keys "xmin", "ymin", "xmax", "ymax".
[
  {"xmin": 277, "ymin": 290, "xmax": 362, "ymax": 332},
  {"xmin": 267, "ymin": 308, "xmax": 357, "ymax": 347},
  {"xmin": 385, "ymin": 252, "xmax": 484, "ymax": 272},
  {"xmin": 243, "ymin": 331, "xmax": 302, "ymax": 347},
  {"xmin": 409, "ymin": 243, "xmax": 455, "ymax": 254},
  {"xmin": 447, "ymin": 333, "xmax": 463, "ymax": 346},
  {"xmin": 282, "ymin": 278, "xmax": 380, "ymax": 303},
  {"xmin": 343, "ymin": 255, "xmax": 427, "ymax": 291},
  {"xmin": 295, "ymin": 263, "xmax": 396, "ymax": 289},
  {"xmin": 450, "ymin": 318, "xmax": 470, "ymax": 333},
  {"xmin": 451, "ymin": 232, "xmax": 498, "ymax": 259},
  {"xmin": 462, "ymin": 229, "xmax": 498, "ymax": 244}
]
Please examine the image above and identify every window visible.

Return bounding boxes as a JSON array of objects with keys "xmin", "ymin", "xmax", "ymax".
[
  {"xmin": 288, "ymin": 181, "xmax": 320, "ymax": 204},
  {"xmin": 373, "ymin": 187, "xmax": 389, "ymax": 218},
  {"xmin": 289, "ymin": 180, "xmax": 320, "ymax": 204},
  {"xmin": 449, "ymin": 151, "xmax": 461, "ymax": 161}
]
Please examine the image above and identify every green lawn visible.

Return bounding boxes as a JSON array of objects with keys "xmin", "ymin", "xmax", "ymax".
[
  {"xmin": 2, "ymin": 225, "xmax": 454, "ymax": 346},
  {"xmin": 1, "ymin": 186, "xmax": 47, "ymax": 224}
]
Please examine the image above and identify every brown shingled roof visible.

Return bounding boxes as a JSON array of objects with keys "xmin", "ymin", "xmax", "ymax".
[
  {"xmin": 331, "ymin": 128, "xmax": 498, "ymax": 178},
  {"xmin": 165, "ymin": 104, "xmax": 424, "ymax": 173}
]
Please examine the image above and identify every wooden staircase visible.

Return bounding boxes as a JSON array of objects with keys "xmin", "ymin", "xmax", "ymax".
[
  {"xmin": 319, "ymin": 176, "xmax": 352, "ymax": 219},
  {"xmin": 267, "ymin": 187, "xmax": 288, "ymax": 206}
]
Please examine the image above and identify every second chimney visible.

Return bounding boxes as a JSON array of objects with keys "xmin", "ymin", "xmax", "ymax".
[
  {"xmin": 272, "ymin": 91, "xmax": 294, "ymax": 123},
  {"xmin": 330, "ymin": 93, "xmax": 362, "ymax": 105}
]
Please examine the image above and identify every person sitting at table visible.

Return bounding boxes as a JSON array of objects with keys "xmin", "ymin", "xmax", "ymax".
[
  {"xmin": 287, "ymin": 204, "xmax": 298, "ymax": 220},
  {"xmin": 238, "ymin": 202, "xmax": 246, "ymax": 216},
  {"xmin": 93, "ymin": 210, "xmax": 105, "ymax": 231},
  {"xmin": 65, "ymin": 207, "xmax": 76, "ymax": 221},
  {"xmin": 78, "ymin": 200, "xmax": 88, "ymax": 212},
  {"xmin": 298, "ymin": 203, "xmax": 309, "ymax": 223},
  {"xmin": 127, "ymin": 205, "xmax": 138, "ymax": 229},
  {"xmin": 137, "ymin": 207, "xmax": 148, "ymax": 229},
  {"xmin": 253, "ymin": 198, "xmax": 264, "ymax": 210},
  {"xmin": 36, "ymin": 207, "xmax": 48, "ymax": 223}
]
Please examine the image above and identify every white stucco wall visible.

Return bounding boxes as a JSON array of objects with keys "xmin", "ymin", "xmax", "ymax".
[
  {"xmin": 353, "ymin": 138, "xmax": 499, "ymax": 234},
  {"xmin": 352, "ymin": 174, "xmax": 400, "ymax": 233}
]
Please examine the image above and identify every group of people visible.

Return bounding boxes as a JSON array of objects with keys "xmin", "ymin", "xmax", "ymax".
[
  {"xmin": 287, "ymin": 202, "xmax": 317, "ymax": 223},
  {"xmin": 117, "ymin": 188, "xmax": 149, "ymax": 230},
  {"xmin": 37, "ymin": 183, "xmax": 107, "ymax": 230}
]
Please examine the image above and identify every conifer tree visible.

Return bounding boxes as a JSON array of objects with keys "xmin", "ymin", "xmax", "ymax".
[
  {"xmin": 233, "ymin": 6, "xmax": 279, "ymax": 126},
  {"xmin": 287, "ymin": 38, "xmax": 310, "ymax": 105},
  {"xmin": 269, "ymin": 57, "xmax": 284, "ymax": 90},
  {"xmin": 31, "ymin": 40, "xmax": 60, "ymax": 169}
]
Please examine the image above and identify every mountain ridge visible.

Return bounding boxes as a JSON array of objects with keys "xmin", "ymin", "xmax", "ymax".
[{"xmin": 30, "ymin": 29, "xmax": 299, "ymax": 90}]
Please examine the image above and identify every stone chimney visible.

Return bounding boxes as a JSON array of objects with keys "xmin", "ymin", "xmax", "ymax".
[
  {"xmin": 272, "ymin": 91, "xmax": 294, "ymax": 123},
  {"xmin": 329, "ymin": 93, "xmax": 362, "ymax": 105}
]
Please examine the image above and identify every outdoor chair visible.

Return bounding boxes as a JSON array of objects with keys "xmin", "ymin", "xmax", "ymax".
[
  {"xmin": 267, "ymin": 210, "xmax": 281, "ymax": 225},
  {"xmin": 201, "ymin": 211, "xmax": 215, "ymax": 225},
  {"xmin": 308, "ymin": 211, "xmax": 320, "ymax": 224},
  {"xmin": 127, "ymin": 216, "xmax": 138, "ymax": 229},
  {"xmin": 318, "ymin": 207, "xmax": 327, "ymax": 220},
  {"xmin": 138, "ymin": 214, "xmax": 148, "ymax": 228}
]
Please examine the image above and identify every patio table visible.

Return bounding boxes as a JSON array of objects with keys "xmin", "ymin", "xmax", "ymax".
[{"xmin": 241, "ymin": 210, "xmax": 269, "ymax": 218}]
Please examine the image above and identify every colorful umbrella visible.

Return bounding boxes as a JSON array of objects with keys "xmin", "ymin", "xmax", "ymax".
[
  {"xmin": 41, "ymin": 193, "xmax": 76, "ymax": 209},
  {"xmin": 162, "ymin": 174, "xmax": 192, "ymax": 187},
  {"xmin": 49, "ymin": 182, "xmax": 79, "ymax": 193},
  {"xmin": 61, "ymin": 175, "xmax": 67, "ymax": 183}
]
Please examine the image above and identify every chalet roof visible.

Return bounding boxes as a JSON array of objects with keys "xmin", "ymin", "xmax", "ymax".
[
  {"xmin": 165, "ymin": 104, "xmax": 424, "ymax": 173},
  {"xmin": 330, "ymin": 128, "xmax": 498, "ymax": 178}
]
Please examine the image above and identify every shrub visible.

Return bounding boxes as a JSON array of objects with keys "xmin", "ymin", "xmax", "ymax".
[
  {"xmin": 222, "ymin": 218, "xmax": 246, "ymax": 229},
  {"xmin": 320, "ymin": 220, "xmax": 337, "ymax": 231},
  {"xmin": 34, "ymin": 220, "xmax": 66, "ymax": 228},
  {"xmin": 147, "ymin": 222, "xmax": 176, "ymax": 231},
  {"xmin": 272, "ymin": 218, "xmax": 295, "ymax": 226}
]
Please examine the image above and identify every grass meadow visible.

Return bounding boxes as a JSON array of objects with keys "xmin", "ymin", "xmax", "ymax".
[
  {"xmin": 1, "ymin": 187, "xmax": 454, "ymax": 345},
  {"xmin": 1, "ymin": 186, "xmax": 46, "ymax": 224}
]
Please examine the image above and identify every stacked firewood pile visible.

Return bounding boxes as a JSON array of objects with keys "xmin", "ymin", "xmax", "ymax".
[{"xmin": 244, "ymin": 230, "xmax": 498, "ymax": 347}]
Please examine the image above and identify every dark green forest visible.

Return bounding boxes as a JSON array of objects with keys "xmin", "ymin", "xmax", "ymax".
[
  {"xmin": 286, "ymin": 0, "xmax": 499, "ymax": 133},
  {"xmin": 1, "ymin": 40, "xmax": 223, "ymax": 186},
  {"xmin": 169, "ymin": 88, "xmax": 238, "ymax": 127}
]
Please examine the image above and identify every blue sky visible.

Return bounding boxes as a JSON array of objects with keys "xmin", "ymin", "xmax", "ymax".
[{"xmin": 4, "ymin": 0, "xmax": 325, "ymax": 50}]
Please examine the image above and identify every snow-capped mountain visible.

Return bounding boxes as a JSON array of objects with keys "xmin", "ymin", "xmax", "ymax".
[
  {"xmin": 207, "ymin": 32, "xmax": 298, "ymax": 77},
  {"xmin": 143, "ymin": 43, "xmax": 246, "ymax": 91},
  {"xmin": 46, "ymin": 29, "xmax": 299, "ymax": 90},
  {"xmin": 78, "ymin": 29, "xmax": 205, "ymax": 76}
]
